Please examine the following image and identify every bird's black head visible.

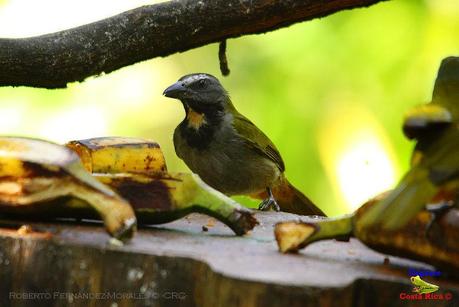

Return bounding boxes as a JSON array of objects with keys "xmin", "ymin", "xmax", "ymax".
[
  {"xmin": 163, "ymin": 73, "xmax": 231, "ymax": 115},
  {"xmin": 164, "ymin": 73, "xmax": 234, "ymax": 148}
]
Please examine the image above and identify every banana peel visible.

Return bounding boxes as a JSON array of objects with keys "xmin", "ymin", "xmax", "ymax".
[
  {"xmin": 402, "ymin": 104, "xmax": 452, "ymax": 140},
  {"xmin": 66, "ymin": 137, "xmax": 167, "ymax": 175},
  {"xmin": 275, "ymin": 193, "xmax": 459, "ymax": 275},
  {"xmin": 67, "ymin": 137, "xmax": 258, "ymax": 235},
  {"xmin": 279, "ymin": 58, "xmax": 459, "ymax": 269},
  {"xmin": 96, "ymin": 172, "xmax": 258, "ymax": 235},
  {"xmin": 0, "ymin": 136, "xmax": 257, "ymax": 237},
  {"xmin": 0, "ymin": 137, "xmax": 137, "ymax": 239}
]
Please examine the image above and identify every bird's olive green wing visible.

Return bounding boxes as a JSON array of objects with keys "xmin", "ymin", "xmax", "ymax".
[
  {"xmin": 360, "ymin": 127, "xmax": 459, "ymax": 230},
  {"xmin": 232, "ymin": 113, "xmax": 285, "ymax": 172}
]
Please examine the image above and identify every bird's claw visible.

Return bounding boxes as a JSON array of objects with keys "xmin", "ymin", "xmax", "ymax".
[{"xmin": 258, "ymin": 197, "xmax": 280, "ymax": 212}]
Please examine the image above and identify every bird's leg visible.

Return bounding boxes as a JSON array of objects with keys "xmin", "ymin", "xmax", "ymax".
[
  {"xmin": 258, "ymin": 187, "xmax": 280, "ymax": 212},
  {"xmin": 425, "ymin": 201, "xmax": 453, "ymax": 236}
]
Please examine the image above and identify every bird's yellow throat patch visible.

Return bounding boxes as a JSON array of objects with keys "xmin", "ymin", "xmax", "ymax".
[{"xmin": 187, "ymin": 109, "xmax": 207, "ymax": 130}]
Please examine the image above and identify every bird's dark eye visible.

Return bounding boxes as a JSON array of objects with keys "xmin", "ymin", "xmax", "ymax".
[
  {"xmin": 198, "ymin": 79, "xmax": 207, "ymax": 88},
  {"xmin": 189, "ymin": 78, "xmax": 209, "ymax": 90}
]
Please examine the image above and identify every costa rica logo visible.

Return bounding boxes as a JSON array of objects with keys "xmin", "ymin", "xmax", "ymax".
[
  {"xmin": 399, "ymin": 273, "xmax": 453, "ymax": 301},
  {"xmin": 410, "ymin": 275, "xmax": 439, "ymax": 294}
]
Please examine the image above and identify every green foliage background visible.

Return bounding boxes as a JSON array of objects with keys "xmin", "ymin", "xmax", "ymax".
[{"xmin": 0, "ymin": 0, "xmax": 458, "ymax": 215}]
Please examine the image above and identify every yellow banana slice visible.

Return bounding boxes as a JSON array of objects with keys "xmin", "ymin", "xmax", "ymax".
[
  {"xmin": 66, "ymin": 137, "xmax": 167, "ymax": 175},
  {"xmin": 0, "ymin": 137, "xmax": 136, "ymax": 238}
]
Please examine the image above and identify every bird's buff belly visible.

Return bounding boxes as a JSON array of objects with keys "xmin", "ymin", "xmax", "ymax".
[{"xmin": 181, "ymin": 149, "xmax": 280, "ymax": 196}]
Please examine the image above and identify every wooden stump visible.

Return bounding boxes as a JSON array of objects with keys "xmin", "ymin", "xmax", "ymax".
[{"xmin": 0, "ymin": 212, "xmax": 458, "ymax": 306}]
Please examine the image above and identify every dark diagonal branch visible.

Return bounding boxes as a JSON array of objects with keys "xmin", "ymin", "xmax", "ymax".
[{"xmin": 0, "ymin": 0, "xmax": 387, "ymax": 88}]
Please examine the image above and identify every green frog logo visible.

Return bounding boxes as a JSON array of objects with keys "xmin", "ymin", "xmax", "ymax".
[{"xmin": 410, "ymin": 275, "xmax": 439, "ymax": 294}]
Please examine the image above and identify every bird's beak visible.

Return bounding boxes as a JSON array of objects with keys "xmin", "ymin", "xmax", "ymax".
[{"xmin": 163, "ymin": 82, "xmax": 186, "ymax": 99}]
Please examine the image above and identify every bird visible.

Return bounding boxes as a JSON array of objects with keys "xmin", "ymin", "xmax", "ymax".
[
  {"xmin": 163, "ymin": 73, "xmax": 325, "ymax": 216},
  {"xmin": 360, "ymin": 57, "xmax": 459, "ymax": 230}
]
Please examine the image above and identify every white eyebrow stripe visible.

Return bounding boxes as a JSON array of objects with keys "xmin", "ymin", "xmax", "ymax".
[{"xmin": 182, "ymin": 74, "xmax": 210, "ymax": 84}]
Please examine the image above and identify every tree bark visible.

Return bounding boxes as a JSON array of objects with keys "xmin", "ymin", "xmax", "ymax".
[
  {"xmin": 0, "ymin": 0, "xmax": 387, "ymax": 88},
  {"xmin": 1, "ymin": 213, "xmax": 459, "ymax": 306}
]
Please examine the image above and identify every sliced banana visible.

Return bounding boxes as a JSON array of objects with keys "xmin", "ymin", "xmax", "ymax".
[
  {"xmin": 0, "ymin": 137, "xmax": 136, "ymax": 238},
  {"xmin": 66, "ymin": 137, "xmax": 167, "ymax": 175}
]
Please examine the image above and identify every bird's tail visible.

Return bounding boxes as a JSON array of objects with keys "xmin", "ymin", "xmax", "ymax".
[{"xmin": 253, "ymin": 177, "xmax": 326, "ymax": 216}]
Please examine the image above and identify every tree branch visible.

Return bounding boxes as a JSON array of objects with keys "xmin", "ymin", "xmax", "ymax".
[{"xmin": 0, "ymin": 0, "xmax": 387, "ymax": 88}]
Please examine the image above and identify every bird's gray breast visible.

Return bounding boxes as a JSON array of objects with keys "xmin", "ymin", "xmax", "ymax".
[{"xmin": 173, "ymin": 115, "xmax": 280, "ymax": 195}]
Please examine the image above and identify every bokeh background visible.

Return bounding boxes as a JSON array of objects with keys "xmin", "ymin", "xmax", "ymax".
[{"xmin": 0, "ymin": 0, "xmax": 458, "ymax": 215}]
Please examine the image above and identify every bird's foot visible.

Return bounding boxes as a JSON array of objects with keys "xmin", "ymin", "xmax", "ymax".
[
  {"xmin": 425, "ymin": 201, "xmax": 453, "ymax": 236},
  {"xmin": 258, "ymin": 189, "xmax": 280, "ymax": 212}
]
